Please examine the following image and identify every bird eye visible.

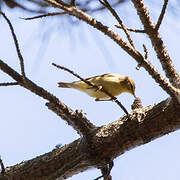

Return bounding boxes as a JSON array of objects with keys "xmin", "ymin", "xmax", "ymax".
[{"xmin": 130, "ymin": 83, "xmax": 134, "ymax": 91}]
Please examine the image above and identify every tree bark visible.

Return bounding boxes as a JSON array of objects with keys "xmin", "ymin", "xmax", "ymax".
[{"xmin": 1, "ymin": 98, "xmax": 180, "ymax": 179}]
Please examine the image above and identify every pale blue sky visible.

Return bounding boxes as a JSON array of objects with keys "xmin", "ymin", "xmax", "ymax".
[{"xmin": 0, "ymin": 1, "xmax": 180, "ymax": 179}]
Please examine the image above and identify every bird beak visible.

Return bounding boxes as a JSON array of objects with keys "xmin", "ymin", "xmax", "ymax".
[{"xmin": 133, "ymin": 92, "xmax": 136, "ymax": 98}]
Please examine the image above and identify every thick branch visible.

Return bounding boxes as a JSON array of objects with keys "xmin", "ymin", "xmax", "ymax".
[
  {"xmin": 1, "ymin": 98, "xmax": 180, "ymax": 179},
  {"xmin": 0, "ymin": 59, "xmax": 95, "ymax": 136},
  {"xmin": 131, "ymin": 0, "xmax": 180, "ymax": 88},
  {"xmin": 0, "ymin": 139, "xmax": 89, "ymax": 180},
  {"xmin": 46, "ymin": 102, "xmax": 96, "ymax": 136}
]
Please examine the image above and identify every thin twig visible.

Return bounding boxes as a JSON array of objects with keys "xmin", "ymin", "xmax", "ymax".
[
  {"xmin": 115, "ymin": 25, "xmax": 146, "ymax": 33},
  {"xmin": 99, "ymin": 0, "xmax": 135, "ymax": 49},
  {"xmin": 155, "ymin": 0, "xmax": 169, "ymax": 31},
  {"xmin": 0, "ymin": 11, "xmax": 26, "ymax": 79},
  {"xmin": 52, "ymin": 63, "xmax": 130, "ymax": 117},
  {"xmin": 4, "ymin": 0, "xmax": 47, "ymax": 14},
  {"xmin": 135, "ymin": 44, "xmax": 148, "ymax": 70},
  {"xmin": 143, "ymin": 44, "xmax": 148, "ymax": 59},
  {"xmin": 136, "ymin": 43, "xmax": 149, "ymax": 70},
  {"xmin": 0, "ymin": 82, "xmax": 18, "ymax": 86},
  {"xmin": 21, "ymin": 12, "xmax": 67, "ymax": 20}
]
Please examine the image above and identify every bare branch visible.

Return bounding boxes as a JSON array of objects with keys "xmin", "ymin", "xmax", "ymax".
[
  {"xmin": 155, "ymin": 0, "xmax": 169, "ymax": 31},
  {"xmin": 46, "ymin": 102, "xmax": 96, "ymax": 136},
  {"xmin": 45, "ymin": 0, "xmax": 72, "ymax": 8},
  {"xmin": 43, "ymin": 1, "xmax": 180, "ymax": 100},
  {"xmin": 0, "ymin": 82, "xmax": 18, "ymax": 86},
  {"xmin": 136, "ymin": 44, "xmax": 148, "ymax": 70},
  {"xmin": 3, "ymin": 0, "xmax": 127, "ymax": 15},
  {"xmin": 0, "ymin": 11, "xmax": 26, "ymax": 79},
  {"xmin": 139, "ymin": 58, "xmax": 180, "ymax": 99},
  {"xmin": 0, "ymin": 59, "xmax": 95, "ymax": 136},
  {"xmin": 0, "ymin": 9, "xmax": 97, "ymax": 136},
  {"xmin": 52, "ymin": 63, "xmax": 130, "ymax": 117},
  {"xmin": 22, "ymin": 12, "xmax": 67, "ymax": 20},
  {"xmin": 131, "ymin": 0, "xmax": 180, "ymax": 89},
  {"xmin": 100, "ymin": 0, "xmax": 135, "ymax": 49},
  {"xmin": 115, "ymin": 25, "xmax": 146, "ymax": 33},
  {"xmin": 143, "ymin": 44, "xmax": 148, "ymax": 59},
  {"xmin": 1, "ymin": 98, "xmax": 180, "ymax": 179},
  {"xmin": 1, "ymin": 1, "xmax": 180, "ymax": 179}
]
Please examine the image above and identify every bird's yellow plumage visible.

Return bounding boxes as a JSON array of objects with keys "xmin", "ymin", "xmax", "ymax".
[{"xmin": 58, "ymin": 73, "xmax": 136, "ymax": 101}]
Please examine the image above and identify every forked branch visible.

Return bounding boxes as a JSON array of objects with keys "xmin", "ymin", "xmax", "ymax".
[
  {"xmin": 131, "ymin": 0, "xmax": 180, "ymax": 89},
  {"xmin": 0, "ymin": 11, "xmax": 96, "ymax": 137},
  {"xmin": 43, "ymin": 0, "xmax": 180, "ymax": 101},
  {"xmin": 99, "ymin": 0, "xmax": 135, "ymax": 49}
]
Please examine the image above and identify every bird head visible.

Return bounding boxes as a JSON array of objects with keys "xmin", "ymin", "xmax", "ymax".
[{"xmin": 124, "ymin": 77, "xmax": 136, "ymax": 98}]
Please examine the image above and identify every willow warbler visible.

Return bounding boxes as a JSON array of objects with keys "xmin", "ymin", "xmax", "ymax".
[{"xmin": 58, "ymin": 73, "xmax": 136, "ymax": 101}]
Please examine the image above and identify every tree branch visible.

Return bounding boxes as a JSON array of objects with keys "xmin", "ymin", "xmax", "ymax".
[
  {"xmin": 99, "ymin": 0, "xmax": 135, "ymax": 49},
  {"xmin": 115, "ymin": 25, "xmax": 146, "ymax": 33},
  {"xmin": 1, "ymin": 98, "xmax": 180, "ymax": 179},
  {"xmin": 43, "ymin": 0, "xmax": 180, "ymax": 101},
  {"xmin": 0, "ymin": 11, "xmax": 26, "ymax": 79},
  {"xmin": 155, "ymin": 0, "xmax": 169, "ymax": 31},
  {"xmin": 131, "ymin": 0, "xmax": 180, "ymax": 89},
  {"xmin": 0, "ymin": 82, "xmax": 18, "ymax": 86},
  {"xmin": 0, "ymin": 59, "xmax": 95, "ymax": 136},
  {"xmin": 1, "ymin": 1, "xmax": 180, "ymax": 179},
  {"xmin": 22, "ymin": 12, "xmax": 67, "ymax": 20},
  {"xmin": 46, "ymin": 102, "xmax": 96, "ymax": 136}
]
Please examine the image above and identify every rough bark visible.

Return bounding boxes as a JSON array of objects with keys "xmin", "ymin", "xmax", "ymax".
[{"xmin": 1, "ymin": 98, "xmax": 180, "ymax": 179}]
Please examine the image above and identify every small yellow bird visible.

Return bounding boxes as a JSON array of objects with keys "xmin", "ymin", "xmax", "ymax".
[{"xmin": 58, "ymin": 73, "xmax": 136, "ymax": 101}]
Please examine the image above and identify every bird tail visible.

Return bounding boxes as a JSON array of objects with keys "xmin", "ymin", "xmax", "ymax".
[{"xmin": 58, "ymin": 82, "xmax": 72, "ymax": 88}]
